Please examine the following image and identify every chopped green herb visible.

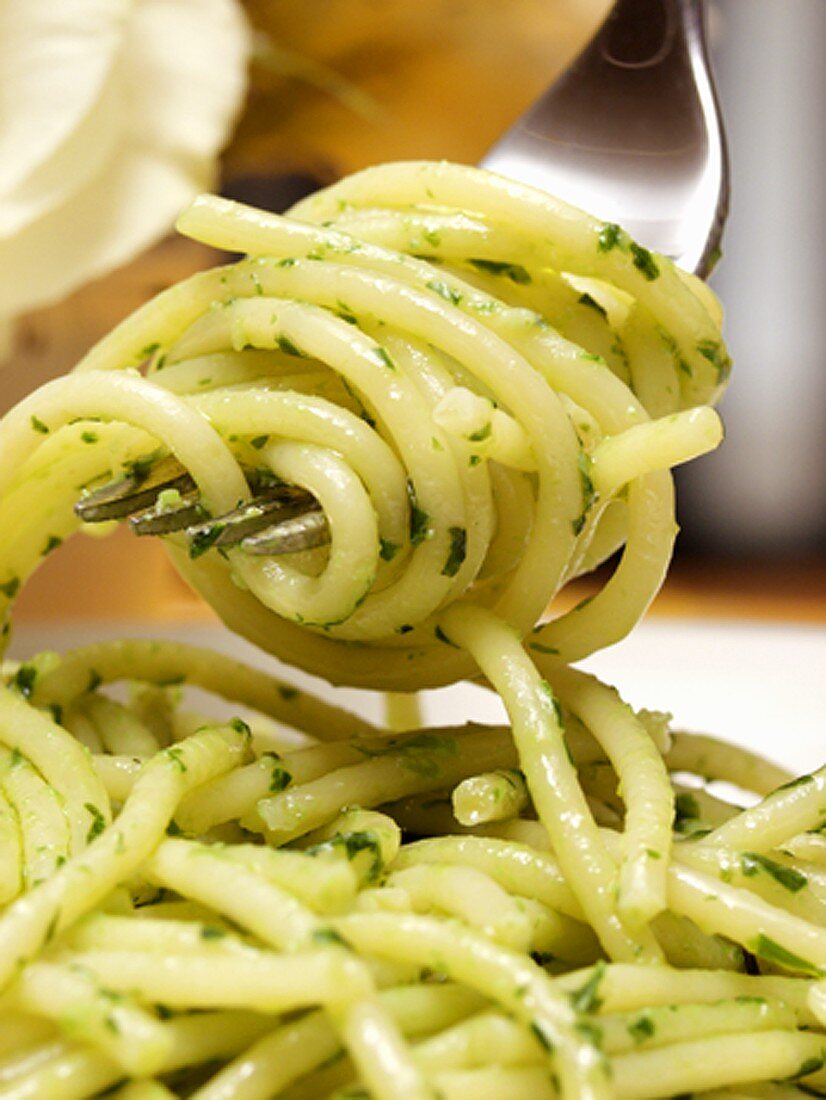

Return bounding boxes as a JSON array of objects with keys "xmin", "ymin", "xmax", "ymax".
[
  {"xmin": 529, "ymin": 641, "xmax": 559, "ymax": 655},
  {"xmin": 379, "ymin": 538, "xmax": 399, "ymax": 562},
  {"xmin": 278, "ymin": 685, "xmax": 299, "ymax": 702},
  {"xmin": 229, "ymin": 718, "xmax": 251, "ymax": 738},
  {"xmin": 569, "ymin": 960, "xmax": 606, "ymax": 1013},
  {"xmin": 30, "ymin": 415, "xmax": 49, "ymax": 434},
  {"xmin": 277, "ymin": 334, "xmax": 305, "ymax": 358},
  {"xmin": 577, "ymin": 292, "xmax": 608, "ymax": 318},
  {"xmin": 84, "ymin": 803, "xmax": 106, "ymax": 844},
  {"xmin": 597, "ymin": 223, "xmax": 623, "ymax": 252},
  {"xmin": 312, "ymin": 927, "xmax": 349, "ymax": 948},
  {"xmin": 529, "ymin": 1020, "xmax": 555, "ymax": 1052},
  {"xmin": 269, "ymin": 764, "xmax": 291, "ymax": 792},
  {"xmin": 434, "ymin": 624, "xmax": 457, "ymax": 647},
  {"xmin": 42, "ymin": 535, "xmax": 62, "ymax": 556},
  {"xmin": 397, "ymin": 624, "xmax": 414, "ymax": 634},
  {"xmin": 469, "ymin": 454, "xmax": 482, "ymax": 466},
  {"xmin": 407, "ymin": 483, "xmax": 432, "ymax": 546},
  {"xmin": 791, "ymin": 1056, "xmax": 826, "ymax": 1080},
  {"xmin": 674, "ymin": 792, "xmax": 701, "ymax": 833},
  {"xmin": 371, "ymin": 346, "xmax": 396, "ymax": 371},
  {"xmin": 776, "ymin": 773, "xmax": 814, "ymax": 791},
  {"xmin": 0, "ymin": 576, "xmax": 19, "ymax": 599},
  {"xmin": 87, "ymin": 669, "xmax": 103, "ymax": 693},
  {"xmin": 468, "ymin": 421, "xmax": 492, "ymax": 443},
  {"xmin": 9, "ymin": 747, "xmax": 24, "ymax": 767},
  {"xmin": 628, "ymin": 1014, "xmax": 655, "ymax": 1043},
  {"xmin": 751, "ymin": 933, "xmax": 821, "ymax": 976},
  {"xmin": 470, "ymin": 258, "xmax": 532, "ymax": 284},
  {"xmin": 441, "ymin": 527, "xmax": 467, "ymax": 578},
  {"xmin": 200, "ymin": 925, "xmax": 227, "ymax": 941},
  {"xmin": 741, "ymin": 852, "xmax": 807, "ymax": 893},
  {"xmin": 12, "ymin": 664, "xmax": 37, "ymax": 698},
  {"xmin": 250, "ymin": 434, "xmax": 269, "ymax": 450},
  {"xmin": 165, "ymin": 747, "xmax": 188, "ymax": 773},
  {"xmin": 426, "ymin": 279, "xmax": 462, "ymax": 305},
  {"xmin": 189, "ymin": 523, "xmax": 225, "ymax": 559},
  {"xmin": 696, "ymin": 339, "xmax": 732, "ymax": 383},
  {"xmin": 630, "ymin": 242, "xmax": 659, "ymax": 281},
  {"xmin": 80, "ymin": 431, "xmax": 98, "ymax": 444}
]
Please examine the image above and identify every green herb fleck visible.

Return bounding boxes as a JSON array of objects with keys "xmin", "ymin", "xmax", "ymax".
[
  {"xmin": 434, "ymin": 624, "xmax": 457, "ymax": 647},
  {"xmin": 630, "ymin": 243, "xmax": 660, "ymax": 280},
  {"xmin": 470, "ymin": 259, "xmax": 532, "ymax": 284},
  {"xmin": 379, "ymin": 538, "xmax": 399, "ymax": 562},
  {"xmin": 270, "ymin": 764, "xmax": 291, "ymax": 792},
  {"xmin": 468, "ymin": 421, "xmax": 492, "ymax": 443},
  {"xmin": 598, "ymin": 223, "xmax": 623, "ymax": 252},
  {"xmin": 0, "ymin": 576, "xmax": 19, "ymax": 599},
  {"xmin": 426, "ymin": 279, "xmax": 462, "ymax": 305},
  {"xmin": 529, "ymin": 641, "xmax": 559, "ymax": 655},
  {"xmin": 371, "ymin": 346, "xmax": 396, "ymax": 371},
  {"xmin": 530, "ymin": 1020, "xmax": 555, "ymax": 1052},
  {"xmin": 84, "ymin": 803, "xmax": 106, "ymax": 844},
  {"xmin": 751, "ymin": 934, "xmax": 821, "ymax": 976},
  {"xmin": 42, "ymin": 535, "xmax": 62, "ymax": 556},
  {"xmin": 278, "ymin": 685, "xmax": 299, "ymax": 702},
  {"xmin": 628, "ymin": 1014, "xmax": 655, "ymax": 1043},
  {"xmin": 696, "ymin": 339, "xmax": 732, "ymax": 383},
  {"xmin": 312, "ymin": 927, "xmax": 349, "ymax": 948},
  {"xmin": 30, "ymin": 415, "xmax": 49, "ymax": 434},
  {"xmin": 442, "ymin": 527, "xmax": 467, "ymax": 578},
  {"xmin": 741, "ymin": 852, "xmax": 807, "ymax": 893},
  {"xmin": 165, "ymin": 747, "xmax": 188, "ymax": 773},
  {"xmin": 200, "ymin": 925, "xmax": 227, "ymax": 941},
  {"xmin": 81, "ymin": 431, "xmax": 98, "ymax": 444},
  {"xmin": 229, "ymin": 718, "xmax": 251, "ymax": 738},
  {"xmin": 578, "ymin": 292, "xmax": 607, "ymax": 318},
  {"xmin": 569, "ymin": 960, "xmax": 606, "ymax": 1013},
  {"xmin": 407, "ymin": 483, "xmax": 432, "ymax": 546},
  {"xmin": 791, "ymin": 1056, "xmax": 826, "ymax": 1080},
  {"xmin": 277, "ymin": 334, "xmax": 305, "ymax": 358},
  {"xmin": 12, "ymin": 664, "xmax": 37, "ymax": 698},
  {"xmin": 674, "ymin": 792, "xmax": 701, "ymax": 833},
  {"xmin": 250, "ymin": 434, "xmax": 269, "ymax": 450},
  {"xmin": 189, "ymin": 522, "xmax": 225, "ymax": 559}
]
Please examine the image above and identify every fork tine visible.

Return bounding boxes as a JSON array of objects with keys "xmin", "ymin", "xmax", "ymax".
[
  {"xmin": 129, "ymin": 492, "xmax": 206, "ymax": 536},
  {"xmin": 75, "ymin": 456, "xmax": 195, "ymax": 523},
  {"xmin": 241, "ymin": 510, "xmax": 330, "ymax": 555},
  {"xmin": 74, "ymin": 455, "xmax": 330, "ymax": 556},
  {"xmin": 185, "ymin": 485, "xmax": 323, "ymax": 556}
]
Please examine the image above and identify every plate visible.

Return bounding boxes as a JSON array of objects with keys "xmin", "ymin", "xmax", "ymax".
[{"xmin": 10, "ymin": 616, "xmax": 826, "ymax": 774}]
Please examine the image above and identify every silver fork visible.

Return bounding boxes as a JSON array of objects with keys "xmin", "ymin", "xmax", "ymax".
[{"xmin": 74, "ymin": 0, "xmax": 728, "ymax": 556}]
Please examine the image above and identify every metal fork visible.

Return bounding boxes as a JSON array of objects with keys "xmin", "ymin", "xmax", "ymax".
[{"xmin": 75, "ymin": 0, "xmax": 728, "ymax": 555}]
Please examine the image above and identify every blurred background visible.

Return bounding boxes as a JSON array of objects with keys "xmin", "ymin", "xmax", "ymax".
[{"xmin": 3, "ymin": 0, "xmax": 826, "ymax": 625}]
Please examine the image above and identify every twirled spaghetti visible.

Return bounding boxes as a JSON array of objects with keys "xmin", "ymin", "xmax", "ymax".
[
  {"xmin": 0, "ymin": 161, "xmax": 726, "ymax": 687},
  {"xmin": 1, "ymin": 163, "xmax": 821, "ymax": 1100}
]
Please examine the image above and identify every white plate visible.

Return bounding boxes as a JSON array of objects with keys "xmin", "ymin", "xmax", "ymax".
[{"xmin": 10, "ymin": 616, "xmax": 826, "ymax": 774}]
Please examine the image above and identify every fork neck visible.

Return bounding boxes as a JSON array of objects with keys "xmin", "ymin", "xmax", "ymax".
[{"xmin": 599, "ymin": 0, "xmax": 705, "ymax": 70}]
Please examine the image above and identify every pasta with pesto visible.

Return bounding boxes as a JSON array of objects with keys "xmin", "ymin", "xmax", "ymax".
[{"xmin": 0, "ymin": 162, "xmax": 821, "ymax": 1100}]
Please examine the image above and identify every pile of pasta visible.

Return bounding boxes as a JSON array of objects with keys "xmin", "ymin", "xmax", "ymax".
[
  {"xmin": 1, "ymin": 639, "xmax": 826, "ymax": 1100},
  {"xmin": 0, "ymin": 162, "xmax": 822, "ymax": 1099}
]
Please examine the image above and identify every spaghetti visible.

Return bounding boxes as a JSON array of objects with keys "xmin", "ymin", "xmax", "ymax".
[{"xmin": 0, "ymin": 163, "xmax": 820, "ymax": 1100}]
